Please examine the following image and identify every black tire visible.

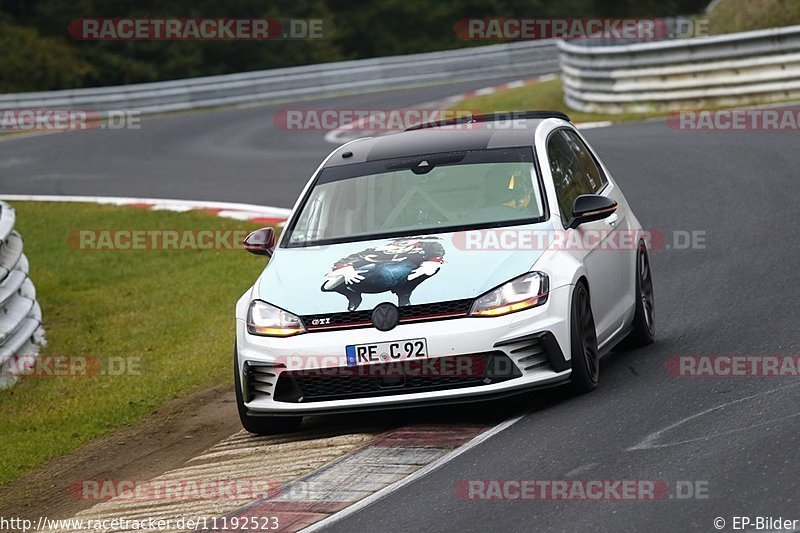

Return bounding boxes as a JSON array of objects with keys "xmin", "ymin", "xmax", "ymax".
[
  {"xmin": 234, "ymin": 345, "xmax": 302, "ymax": 435},
  {"xmin": 621, "ymin": 241, "xmax": 655, "ymax": 349},
  {"xmin": 569, "ymin": 282, "xmax": 600, "ymax": 393}
]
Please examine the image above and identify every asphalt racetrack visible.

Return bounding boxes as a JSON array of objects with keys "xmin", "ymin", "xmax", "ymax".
[{"xmin": 2, "ymin": 77, "xmax": 798, "ymax": 532}]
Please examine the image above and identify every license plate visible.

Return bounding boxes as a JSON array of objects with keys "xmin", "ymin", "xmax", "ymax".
[{"xmin": 345, "ymin": 338, "xmax": 428, "ymax": 367}]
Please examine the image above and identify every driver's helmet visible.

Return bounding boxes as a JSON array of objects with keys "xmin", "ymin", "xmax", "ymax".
[{"xmin": 488, "ymin": 167, "xmax": 533, "ymax": 209}]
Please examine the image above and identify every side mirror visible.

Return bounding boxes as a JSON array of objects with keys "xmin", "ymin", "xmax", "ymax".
[
  {"xmin": 567, "ymin": 195, "xmax": 617, "ymax": 229},
  {"xmin": 243, "ymin": 227, "xmax": 276, "ymax": 256}
]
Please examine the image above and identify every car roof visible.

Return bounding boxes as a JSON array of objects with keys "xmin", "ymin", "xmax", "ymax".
[{"xmin": 323, "ymin": 111, "xmax": 572, "ymax": 167}]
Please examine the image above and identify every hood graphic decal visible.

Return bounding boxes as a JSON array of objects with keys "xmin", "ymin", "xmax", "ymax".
[
  {"xmin": 255, "ymin": 224, "xmax": 551, "ymax": 316},
  {"xmin": 320, "ymin": 236, "xmax": 445, "ymax": 310}
]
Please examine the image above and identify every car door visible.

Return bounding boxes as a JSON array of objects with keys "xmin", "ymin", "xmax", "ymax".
[
  {"xmin": 565, "ymin": 129, "xmax": 637, "ymax": 335},
  {"xmin": 546, "ymin": 128, "xmax": 626, "ymax": 343}
]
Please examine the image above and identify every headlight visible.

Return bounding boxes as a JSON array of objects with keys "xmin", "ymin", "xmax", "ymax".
[
  {"xmin": 469, "ymin": 272, "xmax": 549, "ymax": 317},
  {"xmin": 247, "ymin": 300, "xmax": 306, "ymax": 337}
]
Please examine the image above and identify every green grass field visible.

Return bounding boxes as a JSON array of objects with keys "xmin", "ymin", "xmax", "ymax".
[
  {"xmin": 0, "ymin": 202, "xmax": 269, "ymax": 486},
  {"xmin": 708, "ymin": 0, "xmax": 800, "ymax": 34},
  {"xmin": 451, "ymin": 76, "xmax": 666, "ymax": 124}
]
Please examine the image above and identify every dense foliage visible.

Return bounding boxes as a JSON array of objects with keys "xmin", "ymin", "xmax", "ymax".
[{"xmin": 0, "ymin": 0, "xmax": 709, "ymax": 91}]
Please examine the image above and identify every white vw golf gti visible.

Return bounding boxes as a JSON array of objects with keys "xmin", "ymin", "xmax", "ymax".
[{"xmin": 235, "ymin": 111, "xmax": 655, "ymax": 434}]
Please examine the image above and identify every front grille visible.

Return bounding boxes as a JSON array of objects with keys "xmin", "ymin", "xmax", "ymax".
[
  {"xmin": 273, "ymin": 352, "xmax": 521, "ymax": 403},
  {"xmin": 301, "ymin": 299, "xmax": 473, "ymax": 332}
]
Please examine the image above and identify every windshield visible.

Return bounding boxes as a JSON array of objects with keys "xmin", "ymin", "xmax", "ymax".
[{"xmin": 285, "ymin": 147, "xmax": 546, "ymax": 247}]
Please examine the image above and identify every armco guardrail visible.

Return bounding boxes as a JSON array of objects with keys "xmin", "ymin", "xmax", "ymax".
[
  {"xmin": 0, "ymin": 202, "xmax": 45, "ymax": 389},
  {"xmin": 559, "ymin": 25, "xmax": 800, "ymax": 113},
  {"xmin": 0, "ymin": 40, "xmax": 558, "ymax": 115}
]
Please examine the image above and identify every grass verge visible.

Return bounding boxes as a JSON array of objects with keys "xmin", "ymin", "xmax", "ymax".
[
  {"xmin": 452, "ymin": 75, "xmax": 800, "ymax": 125},
  {"xmin": 708, "ymin": 0, "xmax": 800, "ymax": 34},
  {"xmin": 451, "ymin": 76, "xmax": 667, "ymax": 125},
  {"xmin": 0, "ymin": 202, "xmax": 267, "ymax": 486}
]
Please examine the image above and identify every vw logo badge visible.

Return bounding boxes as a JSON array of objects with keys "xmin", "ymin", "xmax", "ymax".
[{"xmin": 371, "ymin": 302, "xmax": 400, "ymax": 331}]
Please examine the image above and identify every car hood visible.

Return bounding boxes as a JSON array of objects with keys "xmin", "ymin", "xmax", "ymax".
[{"xmin": 255, "ymin": 223, "xmax": 551, "ymax": 315}]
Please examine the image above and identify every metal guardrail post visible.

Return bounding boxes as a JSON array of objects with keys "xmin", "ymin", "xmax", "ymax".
[
  {"xmin": 557, "ymin": 25, "xmax": 800, "ymax": 113},
  {"xmin": 0, "ymin": 41, "xmax": 559, "ymax": 115}
]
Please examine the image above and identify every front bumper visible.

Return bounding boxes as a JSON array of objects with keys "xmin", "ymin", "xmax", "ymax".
[{"xmin": 235, "ymin": 285, "xmax": 573, "ymax": 415}]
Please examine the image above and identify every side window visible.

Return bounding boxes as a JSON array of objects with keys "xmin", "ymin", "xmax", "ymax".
[
  {"xmin": 562, "ymin": 129, "xmax": 607, "ymax": 193},
  {"xmin": 547, "ymin": 129, "xmax": 606, "ymax": 221}
]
